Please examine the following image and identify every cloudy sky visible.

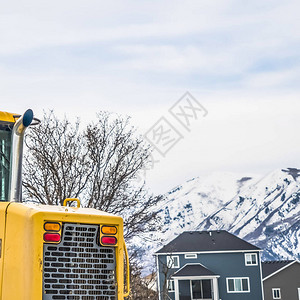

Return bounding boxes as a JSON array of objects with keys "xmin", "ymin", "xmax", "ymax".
[{"xmin": 1, "ymin": 0, "xmax": 300, "ymax": 194}]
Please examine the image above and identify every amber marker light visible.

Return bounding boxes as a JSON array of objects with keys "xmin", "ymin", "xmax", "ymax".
[
  {"xmin": 44, "ymin": 222, "xmax": 61, "ymax": 231},
  {"xmin": 101, "ymin": 225, "xmax": 117, "ymax": 235}
]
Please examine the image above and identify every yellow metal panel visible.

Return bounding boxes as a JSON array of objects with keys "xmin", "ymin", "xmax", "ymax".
[
  {"xmin": 0, "ymin": 202, "xmax": 11, "ymax": 297},
  {"xmin": 1, "ymin": 202, "xmax": 125, "ymax": 300},
  {"xmin": 0, "ymin": 112, "xmax": 16, "ymax": 123}
]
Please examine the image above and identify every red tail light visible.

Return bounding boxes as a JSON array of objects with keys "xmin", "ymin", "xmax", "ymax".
[
  {"xmin": 44, "ymin": 233, "xmax": 61, "ymax": 242},
  {"xmin": 101, "ymin": 236, "xmax": 117, "ymax": 245}
]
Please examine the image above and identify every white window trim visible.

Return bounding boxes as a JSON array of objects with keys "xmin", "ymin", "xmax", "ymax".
[
  {"xmin": 185, "ymin": 253, "xmax": 197, "ymax": 259},
  {"xmin": 272, "ymin": 288, "xmax": 281, "ymax": 299},
  {"xmin": 245, "ymin": 253, "xmax": 258, "ymax": 266},
  {"xmin": 167, "ymin": 255, "xmax": 180, "ymax": 268},
  {"xmin": 226, "ymin": 277, "xmax": 250, "ymax": 293},
  {"xmin": 167, "ymin": 279, "xmax": 175, "ymax": 292}
]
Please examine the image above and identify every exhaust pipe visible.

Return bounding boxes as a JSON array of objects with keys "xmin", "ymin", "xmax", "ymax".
[{"xmin": 8, "ymin": 109, "xmax": 34, "ymax": 202}]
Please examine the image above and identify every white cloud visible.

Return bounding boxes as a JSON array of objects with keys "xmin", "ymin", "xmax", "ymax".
[
  {"xmin": 144, "ymin": 92, "xmax": 300, "ymax": 193},
  {"xmin": 1, "ymin": 0, "xmax": 299, "ymax": 55},
  {"xmin": 243, "ymin": 68, "xmax": 300, "ymax": 88},
  {"xmin": 0, "ymin": 0, "xmax": 300, "ymax": 193}
]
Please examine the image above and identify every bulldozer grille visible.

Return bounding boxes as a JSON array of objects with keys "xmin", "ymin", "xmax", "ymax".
[{"xmin": 43, "ymin": 223, "xmax": 117, "ymax": 300}]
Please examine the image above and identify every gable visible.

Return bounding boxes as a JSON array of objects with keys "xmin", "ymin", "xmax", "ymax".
[
  {"xmin": 172, "ymin": 263, "xmax": 218, "ymax": 277},
  {"xmin": 262, "ymin": 261, "xmax": 300, "ymax": 281}
]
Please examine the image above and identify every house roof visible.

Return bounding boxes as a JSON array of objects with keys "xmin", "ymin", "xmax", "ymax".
[
  {"xmin": 155, "ymin": 231, "xmax": 260, "ymax": 254},
  {"xmin": 172, "ymin": 264, "xmax": 217, "ymax": 278},
  {"xmin": 262, "ymin": 260, "xmax": 297, "ymax": 279}
]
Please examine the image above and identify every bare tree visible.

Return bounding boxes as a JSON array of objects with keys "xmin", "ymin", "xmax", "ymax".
[
  {"xmin": 128, "ymin": 262, "xmax": 158, "ymax": 300},
  {"xmin": 23, "ymin": 112, "xmax": 90, "ymax": 205},
  {"xmin": 158, "ymin": 252, "xmax": 177, "ymax": 300},
  {"xmin": 126, "ymin": 245, "xmax": 158, "ymax": 300},
  {"xmin": 23, "ymin": 110, "xmax": 162, "ymax": 239}
]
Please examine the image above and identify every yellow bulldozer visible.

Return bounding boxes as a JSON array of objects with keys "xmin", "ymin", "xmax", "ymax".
[{"xmin": 0, "ymin": 109, "xmax": 129, "ymax": 299}]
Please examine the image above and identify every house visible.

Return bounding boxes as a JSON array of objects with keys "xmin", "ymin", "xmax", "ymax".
[
  {"xmin": 155, "ymin": 230, "xmax": 264, "ymax": 300},
  {"xmin": 262, "ymin": 260, "xmax": 300, "ymax": 300},
  {"xmin": 143, "ymin": 272, "xmax": 157, "ymax": 292}
]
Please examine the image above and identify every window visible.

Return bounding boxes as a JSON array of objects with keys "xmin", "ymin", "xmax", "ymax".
[
  {"xmin": 185, "ymin": 253, "xmax": 197, "ymax": 259},
  {"xmin": 0, "ymin": 128, "xmax": 12, "ymax": 201},
  {"xmin": 272, "ymin": 288, "xmax": 281, "ymax": 299},
  {"xmin": 245, "ymin": 253, "xmax": 258, "ymax": 266},
  {"xmin": 227, "ymin": 278, "xmax": 250, "ymax": 293},
  {"xmin": 167, "ymin": 256, "xmax": 180, "ymax": 268},
  {"xmin": 191, "ymin": 280, "xmax": 212, "ymax": 300},
  {"xmin": 167, "ymin": 280, "xmax": 175, "ymax": 292}
]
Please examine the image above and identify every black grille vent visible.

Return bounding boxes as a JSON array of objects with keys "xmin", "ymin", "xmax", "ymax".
[{"xmin": 43, "ymin": 223, "xmax": 117, "ymax": 300}]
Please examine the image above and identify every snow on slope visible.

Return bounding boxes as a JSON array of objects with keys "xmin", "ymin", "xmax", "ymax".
[
  {"xmin": 137, "ymin": 172, "xmax": 258, "ymax": 271},
  {"xmin": 196, "ymin": 168, "xmax": 300, "ymax": 260},
  {"xmin": 140, "ymin": 168, "xmax": 299, "ymax": 271},
  {"xmin": 155, "ymin": 172, "xmax": 258, "ymax": 244}
]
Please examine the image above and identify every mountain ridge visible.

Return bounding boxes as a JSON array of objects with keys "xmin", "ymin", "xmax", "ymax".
[{"xmin": 157, "ymin": 168, "xmax": 300, "ymax": 261}]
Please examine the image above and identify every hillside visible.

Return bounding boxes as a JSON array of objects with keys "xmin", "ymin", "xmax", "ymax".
[
  {"xmin": 196, "ymin": 168, "xmax": 300, "ymax": 260},
  {"xmin": 156, "ymin": 168, "xmax": 300, "ymax": 261}
]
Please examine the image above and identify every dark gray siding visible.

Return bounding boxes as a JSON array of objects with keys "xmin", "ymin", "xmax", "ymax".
[
  {"xmin": 263, "ymin": 262, "xmax": 300, "ymax": 300},
  {"xmin": 157, "ymin": 255, "xmax": 176, "ymax": 300},
  {"xmin": 157, "ymin": 251, "xmax": 263, "ymax": 300}
]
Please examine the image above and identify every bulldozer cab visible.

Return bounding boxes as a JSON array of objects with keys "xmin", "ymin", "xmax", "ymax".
[{"xmin": 0, "ymin": 112, "xmax": 14, "ymax": 201}]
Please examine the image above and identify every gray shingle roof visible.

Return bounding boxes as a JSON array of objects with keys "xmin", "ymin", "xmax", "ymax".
[
  {"xmin": 262, "ymin": 260, "xmax": 295, "ymax": 278},
  {"xmin": 172, "ymin": 264, "xmax": 217, "ymax": 277},
  {"xmin": 156, "ymin": 230, "xmax": 260, "ymax": 254}
]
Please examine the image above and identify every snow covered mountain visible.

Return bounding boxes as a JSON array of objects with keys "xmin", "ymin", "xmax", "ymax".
[
  {"xmin": 137, "ymin": 172, "xmax": 253, "ymax": 270},
  {"xmin": 157, "ymin": 172, "xmax": 256, "ymax": 240},
  {"xmin": 157, "ymin": 168, "xmax": 300, "ymax": 261}
]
